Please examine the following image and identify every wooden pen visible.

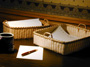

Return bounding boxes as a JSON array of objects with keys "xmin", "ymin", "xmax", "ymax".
[{"xmin": 21, "ymin": 49, "xmax": 37, "ymax": 56}]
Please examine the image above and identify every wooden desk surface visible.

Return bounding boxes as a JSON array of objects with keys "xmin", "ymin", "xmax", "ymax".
[
  {"xmin": 0, "ymin": 38, "xmax": 90, "ymax": 67},
  {"xmin": 0, "ymin": 20, "xmax": 90, "ymax": 67}
]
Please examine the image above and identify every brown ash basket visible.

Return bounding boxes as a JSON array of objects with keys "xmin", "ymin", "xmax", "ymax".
[
  {"xmin": 33, "ymin": 24, "xmax": 90, "ymax": 55},
  {"xmin": 3, "ymin": 19, "xmax": 53, "ymax": 39}
]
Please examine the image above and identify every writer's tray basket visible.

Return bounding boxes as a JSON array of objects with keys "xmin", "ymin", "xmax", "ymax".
[
  {"xmin": 3, "ymin": 19, "xmax": 52, "ymax": 39},
  {"xmin": 33, "ymin": 24, "xmax": 90, "ymax": 55}
]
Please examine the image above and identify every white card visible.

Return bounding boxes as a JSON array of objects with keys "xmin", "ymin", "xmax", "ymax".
[
  {"xmin": 6, "ymin": 18, "xmax": 42, "ymax": 27},
  {"xmin": 16, "ymin": 45, "xmax": 43, "ymax": 60}
]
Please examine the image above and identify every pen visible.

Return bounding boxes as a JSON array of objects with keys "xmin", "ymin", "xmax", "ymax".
[{"xmin": 21, "ymin": 49, "xmax": 37, "ymax": 56}]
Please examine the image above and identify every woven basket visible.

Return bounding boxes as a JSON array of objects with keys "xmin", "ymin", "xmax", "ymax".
[
  {"xmin": 3, "ymin": 19, "xmax": 52, "ymax": 39},
  {"xmin": 33, "ymin": 24, "xmax": 90, "ymax": 55}
]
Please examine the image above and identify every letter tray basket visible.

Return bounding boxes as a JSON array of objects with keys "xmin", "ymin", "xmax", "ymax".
[
  {"xmin": 33, "ymin": 24, "xmax": 90, "ymax": 55},
  {"xmin": 3, "ymin": 19, "xmax": 52, "ymax": 39}
]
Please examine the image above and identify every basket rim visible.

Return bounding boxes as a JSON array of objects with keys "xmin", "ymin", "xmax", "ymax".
[
  {"xmin": 3, "ymin": 19, "xmax": 51, "ymax": 29},
  {"xmin": 34, "ymin": 31, "xmax": 90, "ymax": 44},
  {"xmin": 34, "ymin": 24, "xmax": 90, "ymax": 44}
]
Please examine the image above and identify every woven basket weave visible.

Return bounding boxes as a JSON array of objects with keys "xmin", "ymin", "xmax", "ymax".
[
  {"xmin": 3, "ymin": 19, "xmax": 52, "ymax": 39},
  {"xmin": 33, "ymin": 24, "xmax": 90, "ymax": 55}
]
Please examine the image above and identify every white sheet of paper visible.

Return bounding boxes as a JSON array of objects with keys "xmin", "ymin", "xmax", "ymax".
[
  {"xmin": 51, "ymin": 26, "xmax": 80, "ymax": 42},
  {"xmin": 16, "ymin": 45, "xmax": 43, "ymax": 60},
  {"xmin": 6, "ymin": 18, "xmax": 42, "ymax": 27}
]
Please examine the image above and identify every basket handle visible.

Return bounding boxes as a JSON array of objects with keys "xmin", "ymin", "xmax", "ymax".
[
  {"xmin": 42, "ymin": 19, "xmax": 50, "ymax": 26},
  {"xmin": 3, "ymin": 20, "xmax": 9, "ymax": 26},
  {"xmin": 44, "ymin": 19, "xmax": 49, "ymax": 23},
  {"xmin": 3, "ymin": 20, "xmax": 7, "ymax": 22},
  {"xmin": 78, "ymin": 23, "xmax": 87, "ymax": 32},
  {"xmin": 78, "ymin": 23, "xmax": 86, "ymax": 29},
  {"xmin": 3, "ymin": 20, "xmax": 8, "ymax": 24},
  {"xmin": 44, "ymin": 32, "xmax": 53, "ymax": 38}
]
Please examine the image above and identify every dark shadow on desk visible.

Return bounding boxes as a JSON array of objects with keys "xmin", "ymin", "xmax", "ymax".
[
  {"xmin": 67, "ymin": 46, "xmax": 90, "ymax": 58},
  {"xmin": 0, "ymin": 49, "xmax": 17, "ymax": 54},
  {"xmin": 62, "ymin": 47, "xmax": 90, "ymax": 67}
]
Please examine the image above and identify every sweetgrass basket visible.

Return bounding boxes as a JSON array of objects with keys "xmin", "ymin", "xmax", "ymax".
[
  {"xmin": 33, "ymin": 24, "xmax": 90, "ymax": 55},
  {"xmin": 3, "ymin": 19, "xmax": 52, "ymax": 39}
]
